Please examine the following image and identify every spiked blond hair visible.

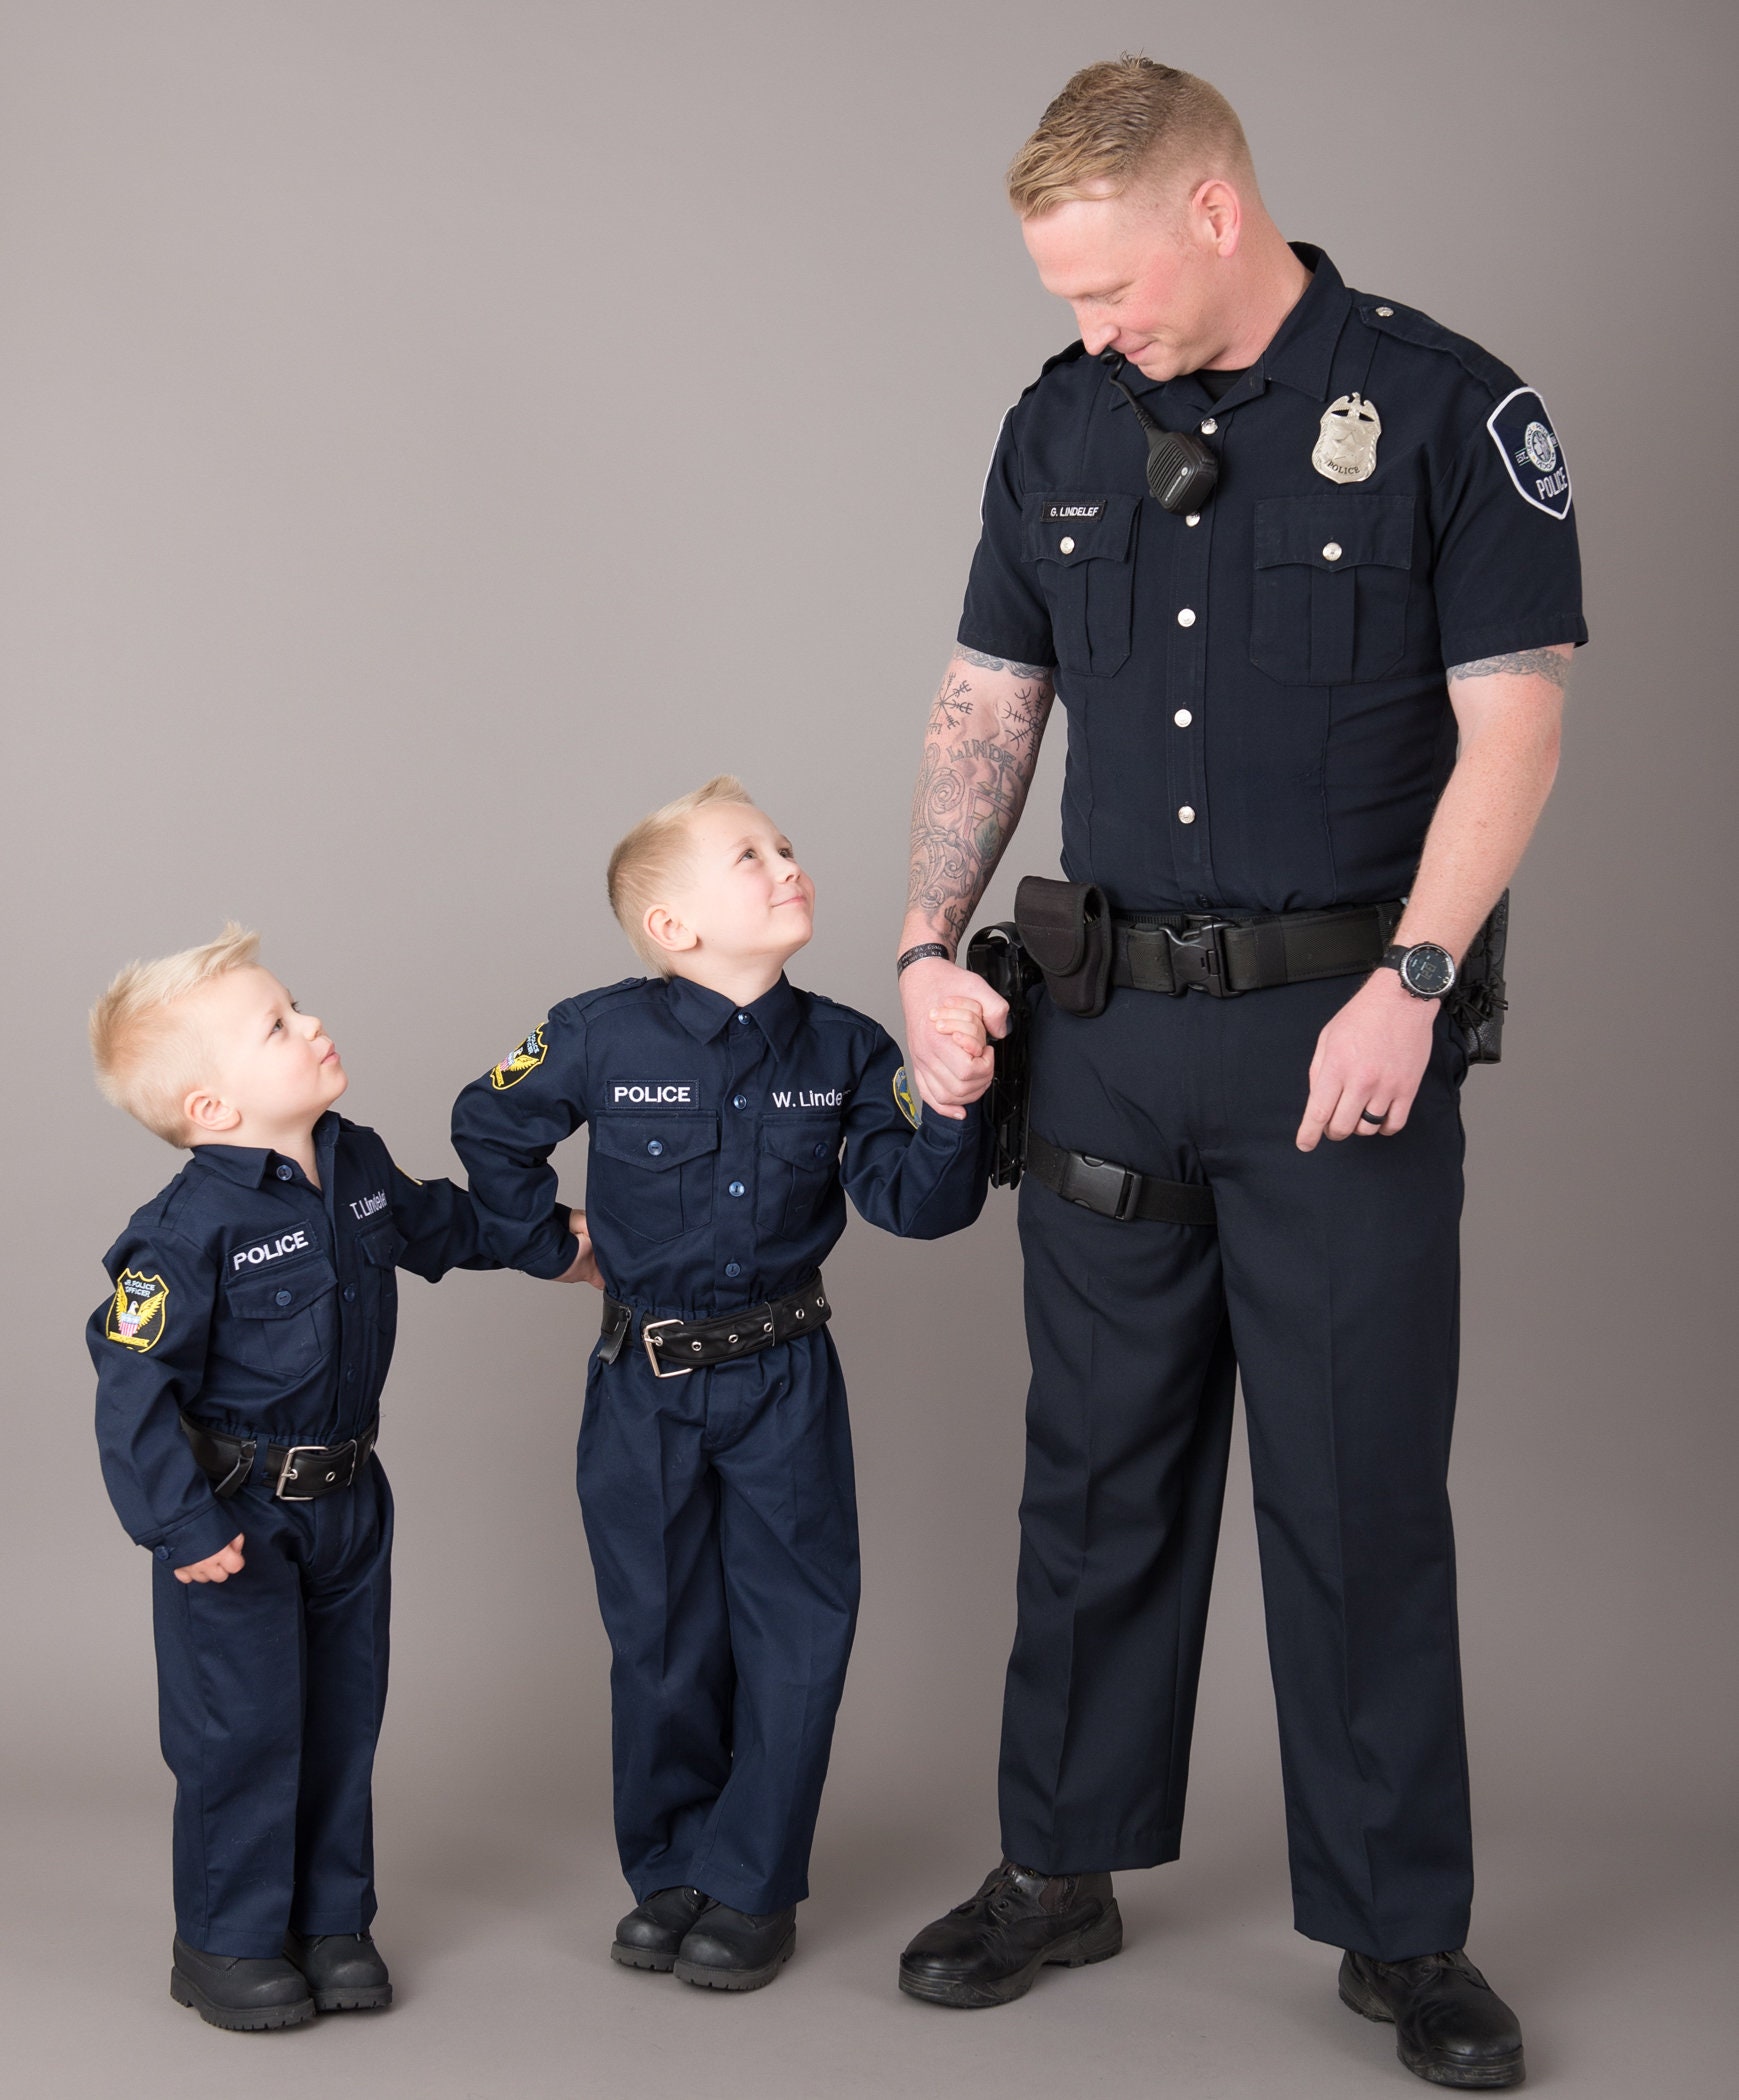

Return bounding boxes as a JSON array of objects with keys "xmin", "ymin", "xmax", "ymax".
[
  {"xmin": 1007, "ymin": 56, "xmax": 1253, "ymax": 219},
  {"xmin": 607, "ymin": 775, "xmax": 757, "ymax": 972},
  {"xmin": 90, "ymin": 922, "xmax": 261, "ymax": 1144}
]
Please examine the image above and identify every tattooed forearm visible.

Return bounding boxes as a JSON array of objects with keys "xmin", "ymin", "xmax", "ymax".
[
  {"xmin": 906, "ymin": 655, "xmax": 1055, "ymax": 948},
  {"xmin": 1448, "ymin": 648, "xmax": 1573, "ymax": 690},
  {"xmin": 957, "ymin": 644, "xmax": 1056, "ymax": 678}
]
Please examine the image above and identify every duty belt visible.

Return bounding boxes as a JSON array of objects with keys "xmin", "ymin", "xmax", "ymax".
[
  {"xmin": 599, "ymin": 1273, "xmax": 832, "ymax": 1379},
  {"xmin": 180, "ymin": 1413, "xmax": 379, "ymax": 1502},
  {"xmin": 1026, "ymin": 1129, "xmax": 1216, "ymax": 1226},
  {"xmin": 1113, "ymin": 900, "xmax": 1404, "ymax": 997}
]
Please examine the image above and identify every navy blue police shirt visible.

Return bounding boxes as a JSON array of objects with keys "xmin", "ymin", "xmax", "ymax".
[
  {"xmin": 450, "ymin": 973, "xmax": 990, "ymax": 1313},
  {"xmin": 88, "ymin": 1112, "xmax": 497, "ymax": 1567},
  {"xmin": 958, "ymin": 246, "xmax": 1588, "ymax": 916}
]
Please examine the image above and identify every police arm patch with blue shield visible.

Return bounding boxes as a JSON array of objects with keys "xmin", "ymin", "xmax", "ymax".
[
  {"xmin": 1486, "ymin": 388, "xmax": 1571, "ymax": 518},
  {"xmin": 892, "ymin": 1065, "xmax": 922, "ymax": 1129},
  {"xmin": 106, "ymin": 1269, "xmax": 169, "ymax": 1351}
]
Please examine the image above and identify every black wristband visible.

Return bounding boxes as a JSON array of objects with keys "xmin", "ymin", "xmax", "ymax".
[{"xmin": 897, "ymin": 943, "xmax": 953, "ymax": 975}]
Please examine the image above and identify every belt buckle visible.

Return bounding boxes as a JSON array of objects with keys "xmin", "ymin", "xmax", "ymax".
[
  {"xmin": 1064, "ymin": 1153, "xmax": 1142, "ymax": 1221},
  {"xmin": 1164, "ymin": 920, "xmax": 1232, "ymax": 996},
  {"xmin": 274, "ymin": 1441, "xmax": 343, "ymax": 1500},
  {"xmin": 642, "ymin": 1317, "xmax": 694, "ymax": 1379}
]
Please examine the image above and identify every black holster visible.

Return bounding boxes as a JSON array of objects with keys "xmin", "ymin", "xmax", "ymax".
[
  {"xmin": 1447, "ymin": 890, "xmax": 1509, "ymax": 1064},
  {"xmin": 1013, "ymin": 875, "xmax": 1113, "ymax": 1018}
]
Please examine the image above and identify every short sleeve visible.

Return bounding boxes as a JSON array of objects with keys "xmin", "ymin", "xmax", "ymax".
[
  {"xmin": 1431, "ymin": 386, "xmax": 1588, "ymax": 668},
  {"xmin": 956, "ymin": 405, "xmax": 1057, "ymax": 669}
]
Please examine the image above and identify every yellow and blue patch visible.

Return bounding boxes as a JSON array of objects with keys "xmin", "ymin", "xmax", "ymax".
[
  {"xmin": 490, "ymin": 1025, "xmax": 547, "ymax": 1091},
  {"xmin": 106, "ymin": 1270, "xmax": 168, "ymax": 1352},
  {"xmin": 892, "ymin": 1064, "xmax": 921, "ymax": 1130}
]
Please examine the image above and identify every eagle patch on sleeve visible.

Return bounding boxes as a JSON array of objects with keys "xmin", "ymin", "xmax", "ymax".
[
  {"xmin": 1486, "ymin": 388, "xmax": 1571, "ymax": 519},
  {"xmin": 106, "ymin": 1270, "xmax": 169, "ymax": 1351},
  {"xmin": 490, "ymin": 1026, "xmax": 547, "ymax": 1091}
]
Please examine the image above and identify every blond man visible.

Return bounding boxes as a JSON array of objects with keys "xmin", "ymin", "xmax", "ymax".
[
  {"xmin": 88, "ymin": 928, "xmax": 510, "ymax": 2029},
  {"xmin": 893, "ymin": 58, "xmax": 1582, "ymax": 2088}
]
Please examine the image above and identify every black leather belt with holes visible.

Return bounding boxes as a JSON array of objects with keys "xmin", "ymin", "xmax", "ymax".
[
  {"xmin": 598, "ymin": 1274, "xmax": 832, "ymax": 1379},
  {"xmin": 179, "ymin": 1413, "xmax": 380, "ymax": 1501}
]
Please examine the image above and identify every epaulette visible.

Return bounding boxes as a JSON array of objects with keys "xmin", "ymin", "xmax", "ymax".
[
  {"xmin": 1354, "ymin": 296, "xmax": 1518, "ymax": 404},
  {"xmin": 565, "ymin": 975, "xmax": 649, "ymax": 1018}
]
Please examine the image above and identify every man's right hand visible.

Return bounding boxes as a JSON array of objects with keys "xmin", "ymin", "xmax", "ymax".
[
  {"xmin": 900, "ymin": 956, "xmax": 1006, "ymax": 1117},
  {"xmin": 175, "ymin": 1533, "xmax": 245, "ymax": 1585}
]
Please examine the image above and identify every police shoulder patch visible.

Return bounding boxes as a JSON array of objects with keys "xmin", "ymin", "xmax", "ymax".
[
  {"xmin": 107, "ymin": 1269, "xmax": 169, "ymax": 1351},
  {"xmin": 490, "ymin": 1025, "xmax": 547, "ymax": 1090},
  {"xmin": 1486, "ymin": 387, "xmax": 1571, "ymax": 519},
  {"xmin": 892, "ymin": 1065, "xmax": 921, "ymax": 1130}
]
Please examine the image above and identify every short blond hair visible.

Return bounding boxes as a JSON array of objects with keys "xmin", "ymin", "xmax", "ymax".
[
  {"xmin": 607, "ymin": 775, "xmax": 757, "ymax": 971},
  {"xmin": 90, "ymin": 923, "xmax": 260, "ymax": 1144},
  {"xmin": 1007, "ymin": 56, "xmax": 1252, "ymax": 219}
]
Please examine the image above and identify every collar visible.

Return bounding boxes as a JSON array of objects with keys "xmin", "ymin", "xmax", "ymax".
[
  {"xmin": 186, "ymin": 1110, "xmax": 340, "ymax": 1189},
  {"xmin": 665, "ymin": 972, "xmax": 802, "ymax": 1059}
]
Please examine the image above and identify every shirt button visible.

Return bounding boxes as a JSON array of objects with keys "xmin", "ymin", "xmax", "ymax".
[
  {"xmin": 724, "ymin": 1261, "xmax": 742, "ymax": 1279},
  {"xmin": 732, "ymin": 1094, "xmax": 748, "ymax": 1110},
  {"xmin": 812, "ymin": 1142, "xmax": 828, "ymax": 1158},
  {"xmin": 343, "ymin": 1286, "xmax": 357, "ymax": 1303},
  {"xmin": 1058, "ymin": 535, "xmax": 1075, "ymax": 554},
  {"xmin": 1185, "ymin": 513, "xmax": 1200, "ymax": 527},
  {"xmin": 1375, "ymin": 305, "xmax": 1394, "ymax": 317},
  {"xmin": 646, "ymin": 1139, "xmax": 664, "ymax": 1156},
  {"xmin": 1176, "ymin": 607, "xmax": 1196, "ymax": 628},
  {"xmin": 1322, "ymin": 541, "xmax": 1343, "ymax": 561},
  {"xmin": 1178, "ymin": 805, "xmax": 1197, "ymax": 825},
  {"xmin": 346, "ymin": 1368, "xmax": 356, "ymax": 1381},
  {"xmin": 276, "ymin": 1164, "xmax": 294, "ymax": 1181},
  {"xmin": 275, "ymin": 1288, "xmax": 293, "ymax": 1306},
  {"xmin": 728, "ymin": 1180, "xmax": 746, "ymax": 1198},
  {"xmin": 1199, "ymin": 417, "xmax": 1218, "ymax": 434},
  {"xmin": 736, "ymin": 1011, "xmax": 750, "ymax": 1025},
  {"xmin": 1173, "ymin": 708, "xmax": 1192, "ymax": 727}
]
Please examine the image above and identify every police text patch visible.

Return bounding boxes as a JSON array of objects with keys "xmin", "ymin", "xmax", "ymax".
[
  {"xmin": 229, "ymin": 1229, "xmax": 312, "ymax": 1272},
  {"xmin": 611, "ymin": 1082, "xmax": 693, "ymax": 1106},
  {"xmin": 1486, "ymin": 388, "xmax": 1571, "ymax": 519},
  {"xmin": 107, "ymin": 1270, "xmax": 168, "ymax": 1351}
]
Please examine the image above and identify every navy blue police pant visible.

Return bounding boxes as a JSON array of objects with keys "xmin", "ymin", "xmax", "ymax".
[
  {"xmin": 578, "ymin": 1330, "xmax": 859, "ymax": 1915},
  {"xmin": 1000, "ymin": 978, "xmax": 1473, "ymax": 1962},
  {"xmin": 151, "ymin": 1458, "xmax": 392, "ymax": 1957}
]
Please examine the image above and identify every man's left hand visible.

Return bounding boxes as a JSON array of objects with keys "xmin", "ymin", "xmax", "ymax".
[{"xmin": 1296, "ymin": 971, "xmax": 1439, "ymax": 1151}]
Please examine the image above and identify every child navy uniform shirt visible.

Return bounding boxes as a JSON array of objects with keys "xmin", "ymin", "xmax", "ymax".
[
  {"xmin": 451, "ymin": 973, "xmax": 990, "ymax": 1308},
  {"xmin": 88, "ymin": 1111, "xmax": 497, "ymax": 1570}
]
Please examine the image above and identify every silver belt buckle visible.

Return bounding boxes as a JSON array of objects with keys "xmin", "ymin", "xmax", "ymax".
[
  {"xmin": 274, "ymin": 1441, "xmax": 341, "ymax": 1500},
  {"xmin": 641, "ymin": 1318, "xmax": 694, "ymax": 1379}
]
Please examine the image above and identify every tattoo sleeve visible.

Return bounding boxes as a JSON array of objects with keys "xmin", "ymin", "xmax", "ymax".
[
  {"xmin": 905, "ymin": 655, "xmax": 1055, "ymax": 949},
  {"xmin": 1448, "ymin": 648, "xmax": 1573, "ymax": 690}
]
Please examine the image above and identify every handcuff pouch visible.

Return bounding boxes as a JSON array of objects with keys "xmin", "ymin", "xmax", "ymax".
[{"xmin": 1014, "ymin": 875, "xmax": 1112, "ymax": 1018}]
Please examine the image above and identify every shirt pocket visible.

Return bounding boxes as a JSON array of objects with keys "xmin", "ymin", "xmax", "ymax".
[
  {"xmin": 1250, "ymin": 492, "xmax": 1414, "ymax": 685},
  {"xmin": 215, "ymin": 1253, "xmax": 340, "ymax": 1382},
  {"xmin": 756, "ymin": 1116, "xmax": 843, "ymax": 1239},
  {"xmin": 358, "ymin": 1222, "xmax": 406, "ymax": 1345},
  {"xmin": 1023, "ymin": 492, "xmax": 1139, "ymax": 678},
  {"xmin": 587, "ymin": 1113, "xmax": 719, "ymax": 1244}
]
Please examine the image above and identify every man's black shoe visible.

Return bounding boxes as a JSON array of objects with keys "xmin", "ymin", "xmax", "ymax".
[
  {"xmin": 283, "ymin": 1931, "xmax": 392, "ymax": 2012},
  {"xmin": 169, "ymin": 1936, "xmax": 315, "ymax": 2030},
  {"xmin": 898, "ymin": 1861, "xmax": 1122, "ymax": 2009},
  {"xmin": 611, "ymin": 1887, "xmax": 713, "ymax": 1973},
  {"xmin": 1340, "ymin": 1948, "xmax": 1526, "ymax": 2088},
  {"xmin": 673, "ymin": 1902, "xmax": 796, "ymax": 1991}
]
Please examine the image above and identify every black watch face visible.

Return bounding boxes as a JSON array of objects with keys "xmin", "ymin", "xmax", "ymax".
[{"xmin": 1400, "ymin": 943, "xmax": 1456, "ymax": 998}]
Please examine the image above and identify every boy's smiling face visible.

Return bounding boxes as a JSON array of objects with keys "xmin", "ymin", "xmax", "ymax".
[
  {"xmin": 182, "ymin": 965, "xmax": 348, "ymax": 1146},
  {"xmin": 650, "ymin": 802, "xmax": 815, "ymax": 976}
]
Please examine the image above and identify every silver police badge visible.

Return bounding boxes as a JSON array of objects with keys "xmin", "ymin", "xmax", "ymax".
[{"xmin": 1311, "ymin": 392, "xmax": 1382, "ymax": 483}]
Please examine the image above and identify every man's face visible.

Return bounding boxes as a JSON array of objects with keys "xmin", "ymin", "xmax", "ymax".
[
  {"xmin": 188, "ymin": 965, "xmax": 348, "ymax": 1137},
  {"xmin": 660, "ymin": 803, "xmax": 815, "ymax": 968},
  {"xmin": 1022, "ymin": 181, "xmax": 1229, "ymax": 382}
]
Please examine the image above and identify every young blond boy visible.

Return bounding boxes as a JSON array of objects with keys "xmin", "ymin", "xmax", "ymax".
[
  {"xmin": 451, "ymin": 777, "xmax": 990, "ymax": 1990},
  {"xmin": 87, "ymin": 928, "xmax": 517, "ymax": 2029}
]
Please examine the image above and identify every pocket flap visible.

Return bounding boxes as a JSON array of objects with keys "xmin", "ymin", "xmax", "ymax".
[
  {"xmin": 1254, "ymin": 492, "xmax": 1412, "ymax": 571},
  {"xmin": 225, "ymin": 1256, "xmax": 339, "ymax": 1320},
  {"xmin": 760, "ymin": 1118, "xmax": 841, "ymax": 1167},
  {"xmin": 1024, "ymin": 492, "xmax": 1137, "ymax": 565},
  {"xmin": 591, "ymin": 1112, "xmax": 719, "ymax": 1170},
  {"xmin": 360, "ymin": 1223, "xmax": 407, "ymax": 1268}
]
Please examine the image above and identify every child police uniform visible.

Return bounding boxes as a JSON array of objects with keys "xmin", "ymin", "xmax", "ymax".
[
  {"xmin": 452, "ymin": 972, "xmax": 988, "ymax": 1917},
  {"xmin": 89, "ymin": 1113, "xmax": 497, "ymax": 1959}
]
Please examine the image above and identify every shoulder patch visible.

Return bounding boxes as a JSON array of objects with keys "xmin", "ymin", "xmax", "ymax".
[
  {"xmin": 490, "ymin": 1025, "xmax": 547, "ymax": 1090},
  {"xmin": 892, "ymin": 1065, "xmax": 922, "ymax": 1130},
  {"xmin": 1486, "ymin": 388, "xmax": 1572, "ymax": 519},
  {"xmin": 107, "ymin": 1269, "xmax": 169, "ymax": 1351}
]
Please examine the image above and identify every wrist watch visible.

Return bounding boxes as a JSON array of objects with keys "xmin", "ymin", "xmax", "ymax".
[{"xmin": 1379, "ymin": 941, "xmax": 1457, "ymax": 999}]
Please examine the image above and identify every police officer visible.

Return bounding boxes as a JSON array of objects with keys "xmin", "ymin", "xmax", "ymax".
[{"xmin": 891, "ymin": 60, "xmax": 1582, "ymax": 2089}]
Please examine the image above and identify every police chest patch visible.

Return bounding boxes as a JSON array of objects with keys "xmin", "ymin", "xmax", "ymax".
[
  {"xmin": 490, "ymin": 1026, "xmax": 547, "ymax": 1090},
  {"xmin": 892, "ymin": 1065, "xmax": 921, "ymax": 1129},
  {"xmin": 1486, "ymin": 387, "xmax": 1571, "ymax": 519},
  {"xmin": 107, "ymin": 1270, "xmax": 168, "ymax": 1351}
]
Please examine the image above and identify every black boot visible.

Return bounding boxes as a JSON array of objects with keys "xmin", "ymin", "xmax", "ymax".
[
  {"xmin": 611, "ymin": 1887, "xmax": 713, "ymax": 1972},
  {"xmin": 1339, "ymin": 1948, "xmax": 1526, "ymax": 2088},
  {"xmin": 673, "ymin": 1902, "xmax": 797, "ymax": 1991},
  {"xmin": 169, "ymin": 1936, "xmax": 315, "ymax": 2030},
  {"xmin": 898, "ymin": 1861, "xmax": 1122, "ymax": 2009},
  {"xmin": 283, "ymin": 1931, "xmax": 392, "ymax": 2012}
]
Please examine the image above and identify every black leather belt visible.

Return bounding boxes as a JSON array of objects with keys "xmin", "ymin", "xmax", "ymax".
[
  {"xmin": 180, "ymin": 1413, "xmax": 379, "ymax": 1502},
  {"xmin": 1026, "ymin": 1129, "xmax": 1216, "ymax": 1226},
  {"xmin": 599, "ymin": 1274, "xmax": 832, "ymax": 1378},
  {"xmin": 1113, "ymin": 900, "xmax": 1404, "ymax": 997}
]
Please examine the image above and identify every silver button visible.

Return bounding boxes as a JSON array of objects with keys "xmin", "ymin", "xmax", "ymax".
[
  {"xmin": 1375, "ymin": 305, "xmax": 1394, "ymax": 317},
  {"xmin": 1176, "ymin": 607, "xmax": 1196, "ymax": 628},
  {"xmin": 1185, "ymin": 513, "xmax": 1201, "ymax": 527},
  {"xmin": 1200, "ymin": 417, "xmax": 1218, "ymax": 434},
  {"xmin": 1059, "ymin": 535, "xmax": 1075, "ymax": 554},
  {"xmin": 1173, "ymin": 708, "xmax": 1192, "ymax": 727},
  {"xmin": 1322, "ymin": 541, "xmax": 1343, "ymax": 562},
  {"xmin": 1178, "ymin": 805, "xmax": 1197, "ymax": 825}
]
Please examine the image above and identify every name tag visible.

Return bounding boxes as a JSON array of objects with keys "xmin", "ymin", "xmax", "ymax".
[
  {"xmin": 771, "ymin": 1088, "xmax": 847, "ymax": 1109},
  {"xmin": 349, "ymin": 1190, "xmax": 388, "ymax": 1221},
  {"xmin": 1044, "ymin": 500, "xmax": 1103, "ymax": 521}
]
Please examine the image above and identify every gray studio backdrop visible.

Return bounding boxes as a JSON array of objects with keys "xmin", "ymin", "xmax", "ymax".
[{"xmin": 3, "ymin": 3, "xmax": 1735, "ymax": 2096}]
